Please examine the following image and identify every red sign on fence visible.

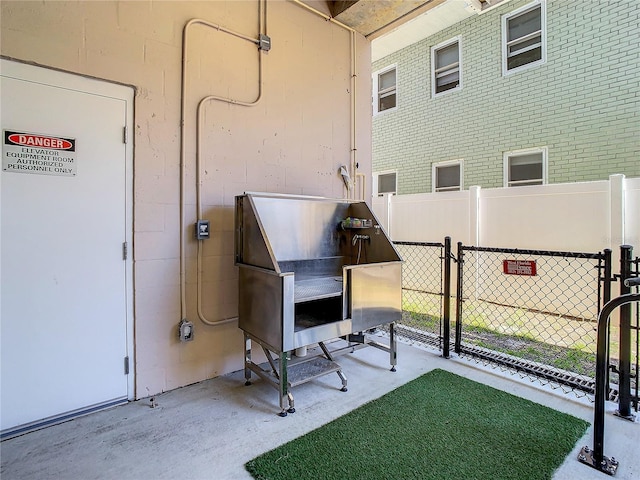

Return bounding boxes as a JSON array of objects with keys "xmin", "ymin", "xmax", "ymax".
[{"xmin": 503, "ymin": 259, "xmax": 537, "ymax": 276}]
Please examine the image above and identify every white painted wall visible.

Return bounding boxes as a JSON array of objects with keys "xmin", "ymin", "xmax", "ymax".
[{"xmin": 1, "ymin": 0, "xmax": 373, "ymax": 399}]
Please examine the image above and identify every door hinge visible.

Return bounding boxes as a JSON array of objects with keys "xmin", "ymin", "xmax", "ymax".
[
  {"xmin": 122, "ymin": 241, "xmax": 128, "ymax": 260},
  {"xmin": 123, "ymin": 126, "xmax": 128, "ymax": 144},
  {"xmin": 124, "ymin": 356, "xmax": 130, "ymax": 375}
]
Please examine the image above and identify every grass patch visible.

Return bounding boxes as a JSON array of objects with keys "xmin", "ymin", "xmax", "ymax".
[
  {"xmin": 463, "ymin": 328, "xmax": 597, "ymax": 377},
  {"xmin": 402, "ymin": 309, "xmax": 440, "ymax": 330},
  {"xmin": 246, "ymin": 369, "xmax": 589, "ymax": 480}
]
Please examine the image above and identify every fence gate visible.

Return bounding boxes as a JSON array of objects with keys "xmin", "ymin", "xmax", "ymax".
[
  {"xmin": 454, "ymin": 244, "xmax": 610, "ymax": 398},
  {"xmin": 392, "ymin": 239, "xmax": 451, "ymax": 355}
]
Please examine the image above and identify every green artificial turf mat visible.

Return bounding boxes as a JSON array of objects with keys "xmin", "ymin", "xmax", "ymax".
[{"xmin": 245, "ymin": 369, "xmax": 589, "ymax": 480}]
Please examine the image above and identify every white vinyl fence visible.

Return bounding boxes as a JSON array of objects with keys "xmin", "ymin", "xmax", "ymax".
[
  {"xmin": 373, "ymin": 174, "xmax": 640, "ymax": 318},
  {"xmin": 373, "ymin": 174, "xmax": 639, "ymax": 252}
]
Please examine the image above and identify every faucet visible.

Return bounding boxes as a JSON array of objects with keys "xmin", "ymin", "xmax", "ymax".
[{"xmin": 352, "ymin": 234, "xmax": 370, "ymax": 245}]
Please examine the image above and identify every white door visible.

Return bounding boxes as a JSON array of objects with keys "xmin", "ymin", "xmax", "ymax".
[{"xmin": 0, "ymin": 60, "xmax": 134, "ymax": 435}]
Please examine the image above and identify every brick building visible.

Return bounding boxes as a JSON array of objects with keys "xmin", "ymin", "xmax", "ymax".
[{"xmin": 372, "ymin": 0, "xmax": 640, "ymax": 196}]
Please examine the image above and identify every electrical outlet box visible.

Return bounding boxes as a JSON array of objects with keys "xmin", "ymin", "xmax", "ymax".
[
  {"xmin": 178, "ymin": 319, "xmax": 194, "ymax": 342},
  {"xmin": 195, "ymin": 220, "xmax": 210, "ymax": 240},
  {"xmin": 259, "ymin": 34, "xmax": 271, "ymax": 51}
]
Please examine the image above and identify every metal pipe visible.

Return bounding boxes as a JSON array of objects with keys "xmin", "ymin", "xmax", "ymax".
[
  {"xmin": 442, "ymin": 236, "xmax": 451, "ymax": 358},
  {"xmin": 290, "ymin": 0, "xmax": 356, "ymax": 32},
  {"xmin": 195, "ymin": 49, "xmax": 263, "ymax": 326},
  {"xmin": 588, "ymin": 292, "xmax": 640, "ymax": 473},
  {"xmin": 180, "ymin": 3, "xmax": 265, "ymax": 327},
  {"xmin": 454, "ymin": 242, "xmax": 464, "ymax": 354},
  {"xmin": 618, "ymin": 245, "xmax": 633, "ymax": 418},
  {"xmin": 289, "ymin": 0, "xmax": 358, "ymax": 199},
  {"xmin": 350, "ymin": 29, "xmax": 357, "ymax": 200},
  {"xmin": 603, "ymin": 248, "xmax": 612, "ymax": 391},
  {"xmin": 182, "ymin": 0, "xmax": 359, "ymax": 326}
]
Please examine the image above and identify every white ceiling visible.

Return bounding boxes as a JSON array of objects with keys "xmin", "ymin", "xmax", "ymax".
[{"xmin": 371, "ymin": 0, "xmax": 508, "ymax": 62}]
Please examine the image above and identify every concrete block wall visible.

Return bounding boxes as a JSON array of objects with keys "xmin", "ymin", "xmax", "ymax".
[
  {"xmin": 372, "ymin": 0, "xmax": 640, "ymax": 194},
  {"xmin": 1, "ymin": 0, "xmax": 372, "ymax": 397}
]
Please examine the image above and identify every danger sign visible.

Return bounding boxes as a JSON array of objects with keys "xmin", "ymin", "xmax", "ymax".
[
  {"xmin": 3, "ymin": 130, "xmax": 77, "ymax": 177},
  {"xmin": 503, "ymin": 259, "xmax": 537, "ymax": 276}
]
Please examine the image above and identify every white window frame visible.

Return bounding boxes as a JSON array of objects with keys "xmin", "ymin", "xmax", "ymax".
[
  {"xmin": 372, "ymin": 64, "xmax": 397, "ymax": 115},
  {"xmin": 432, "ymin": 159, "xmax": 463, "ymax": 192},
  {"xmin": 502, "ymin": 0, "xmax": 546, "ymax": 76},
  {"xmin": 431, "ymin": 36, "xmax": 462, "ymax": 98},
  {"xmin": 503, "ymin": 146, "xmax": 548, "ymax": 187},
  {"xmin": 374, "ymin": 170, "xmax": 397, "ymax": 196}
]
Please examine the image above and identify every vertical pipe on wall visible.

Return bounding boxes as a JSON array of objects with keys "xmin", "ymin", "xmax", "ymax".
[
  {"xmin": 350, "ymin": 29, "xmax": 358, "ymax": 200},
  {"xmin": 290, "ymin": 0, "xmax": 358, "ymax": 199}
]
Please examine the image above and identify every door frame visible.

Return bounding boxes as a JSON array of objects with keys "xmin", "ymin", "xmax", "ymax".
[{"xmin": 0, "ymin": 57, "xmax": 136, "ymax": 401}]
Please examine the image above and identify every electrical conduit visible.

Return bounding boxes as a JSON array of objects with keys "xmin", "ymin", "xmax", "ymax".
[
  {"xmin": 179, "ymin": 0, "xmax": 359, "ymax": 327},
  {"xmin": 180, "ymin": 2, "xmax": 266, "ymax": 327}
]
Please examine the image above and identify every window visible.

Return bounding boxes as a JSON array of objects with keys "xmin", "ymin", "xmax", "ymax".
[
  {"xmin": 372, "ymin": 66, "xmax": 396, "ymax": 114},
  {"xmin": 433, "ymin": 160, "xmax": 463, "ymax": 192},
  {"xmin": 375, "ymin": 171, "xmax": 397, "ymax": 196},
  {"xmin": 502, "ymin": 1, "xmax": 546, "ymax": 75},
  {"xmin": 504, "ymin": 147, "xmax": 547, "ymax": 187},
  {"xmin": 431, "ymin": 37, "xmax": 461, "ymax": 97}
]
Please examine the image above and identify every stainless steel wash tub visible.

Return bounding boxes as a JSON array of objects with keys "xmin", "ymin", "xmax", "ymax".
[{"xmin": 235, "ymin": 193, "xmax": 402, "ymax": 415}]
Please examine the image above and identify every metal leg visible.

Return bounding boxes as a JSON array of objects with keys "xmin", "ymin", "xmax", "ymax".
[
  {"xmin": 318, "ymin": 341, "xmax": 335, "ymax": 361},
  {"xmin": 318, "ymin": 342, "xmax": 348, "ymax": 391},
  {"xmin": 262, "ymin": 347, "xmax": 279, "ymax": 377},
  {"xmin": 337, "ymin": 369, "xmax": 348, "ymax": 392},
  {"xmin": 278, "ymin": 352, "xmax": 290, "ymax": 417},
  {"xmin": 287, "ymin": 391, "xmax": 295, "ymax": 414},
  {"xmin": 390, "ymin": 322, "xmax": 397, "ymax": 372},
  {"xmin": 244, "ymin": 334, "xmax": 252, "ymax": 386}
]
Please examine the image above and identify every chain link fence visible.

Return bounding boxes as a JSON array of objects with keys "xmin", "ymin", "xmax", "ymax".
[
  {"xmin": 389, "ymin": 239, "xmax": 637, "ymax": 406},
  {"xmin": 392, "ymin": 241, "xmax": 446, "ymax": 351},
  {"xmin": 454, "ymin": 245, "xmax": 608, "ymax": 398}
]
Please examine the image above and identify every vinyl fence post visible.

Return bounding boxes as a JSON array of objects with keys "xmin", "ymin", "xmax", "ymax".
[
  {"xmin": 442, "ymin": 236, "xmax": 451, "ymax": 358},
  {"xmin": 617, "ymin": 245, "xmax": 633, "ymax": 419}
]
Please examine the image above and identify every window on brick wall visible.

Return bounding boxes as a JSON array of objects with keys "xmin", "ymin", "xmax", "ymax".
[
  {"xmin": 433, "ymin": 160, "xmax": 463, "ymax": 192},
  {"xmin": 502, "ymin": 0, "xmax": 546, "ymax": 75},
  {"xmin": 504, "ymin": 147, "xmax": 547, "ymax": 187},
  {"xmin": 372, "ymin": 65, "xmax": 396, "ymax": 114},
  {"xmin": 431, "ymin": 37, "xmax": 462, "ymax": 97},
  {"xmin": 374, "ymin": 171, "xmax": 397, "ymax": 196}
]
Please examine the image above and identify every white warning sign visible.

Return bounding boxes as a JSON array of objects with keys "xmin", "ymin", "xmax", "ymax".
[{"xmin": 3, "ymin": 130, "xmax": 77, "ymax": 177}]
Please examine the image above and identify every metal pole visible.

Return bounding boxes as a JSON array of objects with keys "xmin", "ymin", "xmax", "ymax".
[
  {"xmin": 603, "ymin": 249, "xmax": 612, "ymax": 392},
  {"xmin": 443, "ymin": 237, "xmax": 451, "ymax": 358},
  {"xmin": 579, "ymin": 292, "xmax": 640, "ymax": 476},
  {"xmin": 454, "ymin": 242, "xmax": 464, "ymax": 354},
  {"xmin": 618, "ymin": 245, "xmax": 633, "ymax": 419},
  {"xmin": 603, "ymin": 249, "xmax": 612, "ymax": 304}
]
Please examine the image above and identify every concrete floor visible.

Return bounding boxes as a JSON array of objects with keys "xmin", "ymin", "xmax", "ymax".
[{"xmin": 1, "ymin": 338, "xmax": 638, "ymax": 480}]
